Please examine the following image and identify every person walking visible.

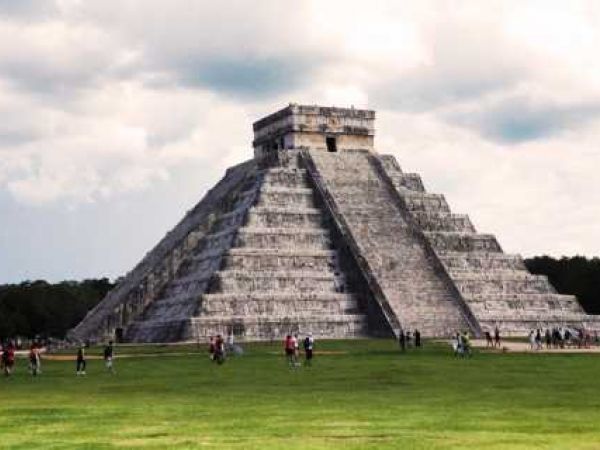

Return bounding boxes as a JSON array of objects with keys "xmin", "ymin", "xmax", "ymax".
[
  {"xmin": 284, "ymin": 335, "xmax": 295, "ymax": 367},
  {"xmin": 461, "ymin": 331, "xmax": 472, "ymax": 358},
  {"xmin": 303, "ymin": 333, "xmax": 314, "ymax": 366},
  {"xmin": 528, "ymin": 330, "xmax": 536, "ymax": 350},
  {"xmin": 292, "ymin": 334, "xmax": 300, "ymax": 367},
  {"xmin": 214, "ymin": 335, "xmax": 225, "ymax": 364},
  {"xmin": 29, "ymin": 344, "xmax": 41, "ymax": 376},
  {"xmin": 76, "ymin": 344, "xmax": 87, "ymax": 376},
  {"xmin": 208, "ymin": 336, "xmax": 216, "ymax": 361},
  {"xmin": 398, "ymin": 331, "xmax": 406, "ymax": 352},
  {"xmin": 485, "ymin": 330, "xmax": 493, "ymax": 347},
  {"xmin": 104, "ymin": 341, "xmax": 115, "ymax": 374},
  {"xmin": 2, "ymin": 342, "xmax": 15, "ymax": 376},
  {"xmin": 414, "ymin": 329, "xmax": 421, "ymax": 348},
  {"xmin": 494, "ymin": 326, "xmax": 501, "ymax": 348},
  {"xmin": 535, "ymin": 329, "xmax": 543, "ymax": 350}
]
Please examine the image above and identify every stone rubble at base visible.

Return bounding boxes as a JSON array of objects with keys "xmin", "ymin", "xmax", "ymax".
[{"xmin": 68, "ymin": 104, "xmax": 600, "ymax": 343}]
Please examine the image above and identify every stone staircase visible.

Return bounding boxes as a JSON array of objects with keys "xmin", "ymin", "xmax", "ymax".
[
  {"xmin": 305, "ymin": 149, "xmax": 469, "ymax": 337},
  {"xmin": 123, "ymin": 168, "xmax": 262, "ymax": 342},
  {"xmin": 187, "ymin": 156, "xmax": 368, "ymax": 341},
  {"xmin": 377, "ymin": 153, "xmax": 597, "ymax": 335}
]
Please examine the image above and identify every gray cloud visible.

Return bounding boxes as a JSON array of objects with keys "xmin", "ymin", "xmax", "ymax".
[{"xmin": 447, "ymin": 96, "xmax": 600, "ymax": 143}]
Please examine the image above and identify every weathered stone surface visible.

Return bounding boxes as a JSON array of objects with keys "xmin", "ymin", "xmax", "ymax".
[{"xmin": 69, "ymin": 104, "xmax": 600, "ymax": 343}]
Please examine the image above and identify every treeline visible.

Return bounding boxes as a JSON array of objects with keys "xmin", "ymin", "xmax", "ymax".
[
  {"xmin": 524, "ymin": 256, "xmax": 600, "ymax": 314},
  {"xmin": 0, "ymin": 278, "xmax": 114, "ymax": 340}
]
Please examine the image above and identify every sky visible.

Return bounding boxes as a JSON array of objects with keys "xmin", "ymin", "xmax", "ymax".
[{"xmin": 1, "ymin": 0, "xmax": 599, "ymax": 283}]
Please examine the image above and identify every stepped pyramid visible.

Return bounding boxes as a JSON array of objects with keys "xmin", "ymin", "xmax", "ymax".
[{"xmin": 70, "ymin": 104, "xmax": 599, "ymax": 343}]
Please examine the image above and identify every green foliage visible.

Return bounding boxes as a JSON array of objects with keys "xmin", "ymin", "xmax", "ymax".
[
  {"xmin": 0, "ymin": 278, "xmax": 114, "ymax": 339},
  {"xmin": 525, "ymin": 256, "xmax": 600, "ymax": 313},
  {"xmin": 1, "ymin": 340, "xmax": 600, "ymax": 449}
]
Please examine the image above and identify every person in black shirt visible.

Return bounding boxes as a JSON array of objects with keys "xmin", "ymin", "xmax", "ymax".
[
  {"xmin": 76, "ymin": 345, "xmax": 86, "ymax": 376},
  {"xmin": 414, "ymin": 329, "xmax": 421, "ymax": 348},
  {"xmin": 104, "ymin": 341, "xmax": 115, "ymax": 374}
]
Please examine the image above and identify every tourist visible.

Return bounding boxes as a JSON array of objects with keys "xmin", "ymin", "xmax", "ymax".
[
  {"xmin": 594, "ymin": 331, "xmax": 599, "ymax": 346},
  {"xmin": 284, "ymin": 335, "xmax": 295, "ymax": 366},
  {"xmin": 292, "ymin": 334, "xmax": 300, "ymax": 367},
  {"xmin": 485, "ymin": 330, "xmax": 493, "ymax": 347},
  {"xmin": 208, "ymin": 336, "xmax": 216, "ymax": 361},
  {"xmin": 104, "ymin": 341, "xmax": 115, "ymax": 374},
  {"xmin": 227, "ymin": 331, "xmax": 235, "ymax": 354},
  {"xmin": 2, "ymin": 342, "xmax": 15, "ymax": 376},
  {"xmin": 452, "ymin": 333, "xmax": 461, "ymax": 357},
  {"xmin": 398, "ymin": 331, "xmax": 406, "ymax": 352},
  {"xmin": 461, "ymin": 332, "xmax": 472, "ymax": 358},
  {"xmin": 405, "ymin": 331, "xmax": 412, "ymax": 347},
  {"xmin": 414, "ymin": 329, "xmax": 421, "ymax": 348},
  {"xmin": 303, "ymin": 333, "xmax": 314, "ymax": 366},
  {"xmin": 76, "ymin": 344, "xmax": 86, "ymax": 375},
  {"xmin": 552, "ymin": 328, "xmax": 560, "ymax": 348},
  {"xmin": 528, "ymin": 330, "xmax": 536, "ymax": 350},
  {"xmin": 494, "ymin": 326, "xmax": 501, "ymax": 348},
  {"xmin": 545, "ymin": 329, "xmax": 552, "ymax": 349},
  {"xmin": 29, "ymin": 343, "xmax": 41, "ymax": 376},
  {"xmin": 535, "ymin": 329, "xmax": 543, "ymax": 350},
  {"xmin": 214, "ymin": 335, "xmax": 225, "ymax": 364}
]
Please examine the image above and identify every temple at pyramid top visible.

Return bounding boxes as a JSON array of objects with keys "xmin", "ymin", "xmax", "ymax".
[{"xmin": 252, "ymin": 104, "xmax": 375, "ymax": 158}]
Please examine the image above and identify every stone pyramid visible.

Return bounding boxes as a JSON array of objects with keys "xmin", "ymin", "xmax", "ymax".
[{"xmin": 69, "ymin": 104, "xmax": 599, "ymax": 343}]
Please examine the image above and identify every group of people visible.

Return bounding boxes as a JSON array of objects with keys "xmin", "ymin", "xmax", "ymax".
[
  {"xmin": 398, "ymin": 329, "xmax": 421, "ymax": 352},
  {"xmin": 528, "ymin": 327, "xmax": 599, "ymax": 350},
  {"xmin": 484, "ymin": 327, "xmax": 503, "ymax": 348},
  {"xmin": 1, "ymin": 341, "xmax": 42, "ymax": 376},
  {"xmin": 452, "ymin": 331, "xmax": 473, "ymax": 357},
  {"xmin": 284, "ymin": 333, "xmax": 314, "ymax": 367},
  {"xmin": 2, "ymin": 340, "xmax": 115, "ymax": 377},
  {"xmin": 208, "ymin": 335, "xmax": 226, "ymax": 364},
  {"xmin": 76, "ymin": 341, "xmax": 115, "ymax": 375}
]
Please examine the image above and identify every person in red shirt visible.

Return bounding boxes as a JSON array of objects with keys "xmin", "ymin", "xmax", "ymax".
[
  {"xmin": 214, "ymin": 335, "xmax": 225, "ymax": 364},
  {"xmin": 284, "ymin": 335, "xmax": 295, "ymax": 367},
  {"xmin": 2, "ymin": 343, "xmax": 15, "ymax": 376}
]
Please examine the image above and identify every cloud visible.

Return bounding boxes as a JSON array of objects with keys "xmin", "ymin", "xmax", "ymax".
[
  {"xmin": 1, "ymin": 0, "xmax": 600, "ymax": 282},
  {"xmin": 446, "ymin": 93, "xmax": 600, "ymax": 143}
]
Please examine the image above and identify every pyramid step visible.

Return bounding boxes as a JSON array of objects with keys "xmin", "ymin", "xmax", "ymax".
[
  {"xmin": 438, "ymin": 251, "xmax": 527, "ymax": 271},
  {"xmin": 463, "ymin": 293, "xmax": 583, "ymax": 314},
  {"xmin": 235, "ymin": 227, "xmax": 332, "ymax": 250},
  {"xmin": 212, "ymin": 270, "xmax": 341, "ymax": 293},
  {"xmin": 411, "ymin": 212, "xmax": 475, "ymax": 233},
  {"xmin": 263, "ymin": 168, "xmax": 309, "ymax": 188},
  {"xmin": 395, "ymin": 173, "xmax": 425, "ymax": 192},
  {"xmin": 223, "ymin": 249, "xmax": 337, "ymax": 271},
  {"xmin": 125, "ymin": 318, "xmax": 190, "ymax": 343},
  {"xmin": 401, "ymin": 192, "xmax": 450, "ymax": 213},
  {"xmin": 454, "ymin": 275, "xmax": 555, "ymax": 295},
  {"xmin": 246, "ymin": 207, "xmax": 324, "ymax": 228},
  {"xmin": 188, "ymin": 313, "xmax": 369, "ymax": 340},
  {"xmin": 256, "ymin": 187, "xmax": 316, "ymax": 208},
  {"xmin": 200, "ymin": 292, "xmax": 360, "ymax": 316},
  {"xmin": 424, "ymin": 231, "xmax": 502, "ymax": 252}
]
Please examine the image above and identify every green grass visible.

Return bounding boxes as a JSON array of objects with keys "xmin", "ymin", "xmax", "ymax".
[{"xmin": 1, "ymin": 339, "xmax": 600, "ymax": 449}]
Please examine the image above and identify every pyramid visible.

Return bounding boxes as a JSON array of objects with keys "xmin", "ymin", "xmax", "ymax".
[{"xmin": 69, "ymin": 104, "xmax": 599, "ymax": 343}]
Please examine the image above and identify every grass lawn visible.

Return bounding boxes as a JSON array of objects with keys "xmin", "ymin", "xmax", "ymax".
[{"xmin": 1, "ymin": 339, "xmax": 600, "ymax": 449}]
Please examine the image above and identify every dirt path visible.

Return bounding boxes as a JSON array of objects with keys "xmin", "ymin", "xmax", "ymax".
[{"xmin": 470, "ymin": 339, "xmax": 600, "ymax": 354}]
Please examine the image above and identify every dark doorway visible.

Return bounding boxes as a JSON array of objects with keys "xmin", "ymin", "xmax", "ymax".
[{"xmin": 326, "ymin": 136, "xmax": 337, "ymax": 152}]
